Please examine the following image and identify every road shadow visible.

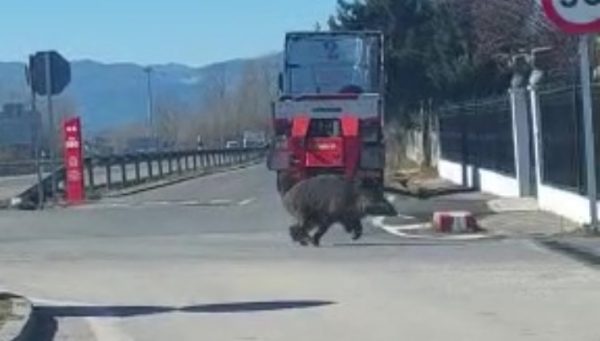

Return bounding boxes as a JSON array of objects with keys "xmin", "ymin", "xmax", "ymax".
[
  {"xmin": 331, "ymin": 241, "xmax": 466, "ymax": 248},
  {"xmin": 538, "ymin": 239, "xmax": 600, "ymax": 267},
  {"xmin": 32, "ymin": 300, "xmax": 335, "ymax": 320},
  {"xmin": 384, "ymin": 185, "xmax": 476, "ymax": 200},
  {"xmin": 30, "ymin": 308, "xmax": 59, "ymax": 341},
  {"xmin": 180, "ymin": 300, "xmax": 334, "ymax": 313}
]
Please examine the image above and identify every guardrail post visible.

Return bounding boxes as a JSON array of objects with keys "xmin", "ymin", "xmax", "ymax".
[
  {"xmin": 106, "ymin": 161, "xmax": 112, "ymax": 190},
  {"xmin": 177, "ymin": 153, "xmax": 183, "ymax": 174},
  {"xmin": 168, "ymin": 154, "xmax": 173, "ymax": 174},
  {"xmin": 134, "ymin": 156, "xmax": 141, "ymax": 183},
  {"xmin": 193, "ymin": 152, "xmax": 198, "ymax": 170},
  {"xmin": 147, "ymin": 155, "xmax": 154, "ymax": 179},
  {"xmin": 120, "ymin": 157, "xmax": 127, "ymax": 186},
  {"xmin": 158, "ymin": 153, "xmax": 164, "ymax": 178},
  {"xmin": 184, "ymin": 153, "xmax": 190, "ymax": 171},
  {"xmin": 85, "ymin": 158, "xmax": 95, "ymax": 190}
]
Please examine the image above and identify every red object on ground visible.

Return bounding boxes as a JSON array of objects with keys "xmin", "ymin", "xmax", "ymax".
[
  {"xmin": 433, "ymin": 211, "xmax": 479, "ymax": 233},
  {"xmin": 62, "ymin": 117, "xmax": 85, "ymax": 205}
]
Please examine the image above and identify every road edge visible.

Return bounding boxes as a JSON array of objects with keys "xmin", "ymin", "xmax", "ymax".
[{"xmin": 0, "ymin": 293, "xmax": 36, "ymax": 341}]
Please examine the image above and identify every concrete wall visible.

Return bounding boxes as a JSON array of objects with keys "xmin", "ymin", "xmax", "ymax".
[
  {"xmin": 402, "ymin": 129, "xmax": 440, "ymax": 167},
  {"xmin": 536, "ymin": 184, "xmax": 599, "ymax": 224}
]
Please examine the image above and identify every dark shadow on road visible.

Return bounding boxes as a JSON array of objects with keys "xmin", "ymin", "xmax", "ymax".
[
  {"xmin": 384, "ymin": 186, "xmax": 476, "ymax": 200},
  {"xmin": 331, "ymin": 242, "xmax": 466, "ymax": 247},
  {"xmin": 538, "ymin": 239, "xmax": 600, "ymax": 267},
  {"xmin": 179, "ymin": 300, "xmax": 334, "ymax": 313},
  {"xmin": 30, "ymin": 309, "xmax": 58, "ymax": 341},
  {"xmin": 32, "ymin": 300, "xmax": 334, "ymax": 320},
  {"xmin": 34, "ymin": 305, "xmax": 174, "ymax": 318}
]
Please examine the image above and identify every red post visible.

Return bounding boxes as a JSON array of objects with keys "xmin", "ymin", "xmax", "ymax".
[{"xmin": 63, "ymin": 117, "xmax": 85, "ymax": 204}]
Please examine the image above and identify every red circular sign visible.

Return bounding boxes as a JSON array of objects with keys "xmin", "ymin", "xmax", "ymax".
[{"xmin": 542, "ymin": 0, "xmax": 600, "ymax": 34}]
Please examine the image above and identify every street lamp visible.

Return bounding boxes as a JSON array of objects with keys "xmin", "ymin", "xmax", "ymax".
[{"xmin": 144, "ymin": 66, "xmax": 155, "ymax": 147}]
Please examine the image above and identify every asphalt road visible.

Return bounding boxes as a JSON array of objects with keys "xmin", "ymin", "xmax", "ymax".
[{"xmin": 0, "ymin": 166, "xmax": 600, "ymax": 340}]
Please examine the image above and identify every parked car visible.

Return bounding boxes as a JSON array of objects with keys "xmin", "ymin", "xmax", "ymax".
[{"xmin": 225, "ymin": 141, "xmax": 240, "ymax": 149}]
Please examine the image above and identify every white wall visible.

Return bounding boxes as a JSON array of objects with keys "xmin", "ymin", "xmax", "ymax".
[
  {"xmin": 537, "ymin": 184, "xmax": 600, "ymax": 225},
  {"xmin": 438, "ymin": 159, "xmax": 520, "ymax": 197}
]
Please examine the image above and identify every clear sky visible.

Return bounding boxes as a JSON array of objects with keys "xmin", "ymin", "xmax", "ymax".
[{"xmin": 0, "ymin": 0, "xmax": 337, "ymax": 66}]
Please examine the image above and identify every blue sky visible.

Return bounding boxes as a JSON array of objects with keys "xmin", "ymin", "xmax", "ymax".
[{"xmin": 0, "ymin": 0, "xmax": 337, "ymax": 66}]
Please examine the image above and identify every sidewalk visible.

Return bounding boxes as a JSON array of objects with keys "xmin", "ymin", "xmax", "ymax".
[{"xmin": 384, "ymin": 174, "xmax": 581, "ymax": 238}]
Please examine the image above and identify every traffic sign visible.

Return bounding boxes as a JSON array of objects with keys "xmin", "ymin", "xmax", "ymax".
[
  {"xmin": 29, "ymin": 51, "xmax": 71, "ymax": 96},
  {"xmin": 542, "ymin": 0, "xmax": 600, "ymax": 34}
]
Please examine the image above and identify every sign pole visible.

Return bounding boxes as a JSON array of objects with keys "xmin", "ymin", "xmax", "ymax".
[
  {"xmin": 580, "ymin": 34, "xmax": 598, "ymax": 233},
  {"xmin": 44, "ymin": 52, "xmax": 57, "ymax": 203},
  {"xmin": 31, "ymin": 79, "xmax": 44, "ymax": 209}
]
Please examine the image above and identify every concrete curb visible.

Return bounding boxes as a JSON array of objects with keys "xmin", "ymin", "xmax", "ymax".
[{"xmin": 0, "ymin": 293, "xmax": 36, "ymax": 341}]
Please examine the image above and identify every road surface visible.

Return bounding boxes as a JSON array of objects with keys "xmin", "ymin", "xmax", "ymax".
[{"xmin": 0, "ymin": 166, "xmax": 599, "ymax": 340}]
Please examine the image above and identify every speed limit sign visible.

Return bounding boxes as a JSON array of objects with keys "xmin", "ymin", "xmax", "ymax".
[{"xmin": 542, "ymin": 0, "xmax": 600, "ymax": 34}]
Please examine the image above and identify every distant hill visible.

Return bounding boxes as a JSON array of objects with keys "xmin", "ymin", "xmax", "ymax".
[{"xmin": 0, "ymin": 54, "xmax": 281, "ymax": 134}]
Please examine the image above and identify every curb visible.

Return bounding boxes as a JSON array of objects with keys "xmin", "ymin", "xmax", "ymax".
[{"xmin": 0, "ymin": 293, "xmax": 36, "ymax": 341}]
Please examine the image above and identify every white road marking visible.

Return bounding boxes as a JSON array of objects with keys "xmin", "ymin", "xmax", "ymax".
[
  {"xmin": 180, "ymin": 200, "xmax": 201, "ymax": 206},
  {"xmin": 371, "ymin": 216, "xmax": 502, "ymax": 241},
  {"xmin": 238, "ymin": 198, "xmax": 256, "ymax": 206},
  {"xmin": 209, "ymin": 199, "xmax": 233, "ymax": 205}
]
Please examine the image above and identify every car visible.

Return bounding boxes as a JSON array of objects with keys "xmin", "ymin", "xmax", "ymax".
[{"xmin": 225, "ymin": 141, "xmax": 240, "ymax": 149}]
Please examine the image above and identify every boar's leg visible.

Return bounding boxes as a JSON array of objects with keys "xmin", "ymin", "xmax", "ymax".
[
  {"xmin": 342, "ymin": 218, "xmax": 363, "ymax": 241},
  {"xmin": 311, "ymin": 223, "xmax": 332, "ymax": 247},
  {"xmin": 289, "ymin": 223, "xmax": 310, "ymax": 246}
]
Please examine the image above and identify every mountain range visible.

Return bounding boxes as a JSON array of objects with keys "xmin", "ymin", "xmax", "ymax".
[{"xmin": 0, "ymin": 54, "xmax": 280, "ymax": 134}]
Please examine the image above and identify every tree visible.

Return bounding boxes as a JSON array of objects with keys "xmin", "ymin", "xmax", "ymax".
[{"xmin": 328, "ymin": 0, "xmax": 576, "ymax": 123}]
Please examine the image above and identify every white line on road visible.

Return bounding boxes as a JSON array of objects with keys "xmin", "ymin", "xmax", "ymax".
[
  {"xmin": 209, "ymin": 199, "xmax": 233, "ymax": 205},
  {"xmin": 371, "ymin": 216, "xmax": 501, "ymax": 241},
  {"xmin": 238, "ymin": 198, "xmax": 256, "ymax": 206}
]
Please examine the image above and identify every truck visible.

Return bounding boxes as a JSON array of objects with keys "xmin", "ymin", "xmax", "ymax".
[{"xmin": 267, "ymin": 31, "xmax": 386, "ymax": 195}]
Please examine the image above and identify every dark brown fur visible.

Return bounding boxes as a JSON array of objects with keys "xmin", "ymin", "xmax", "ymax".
[{"xmin": 282, "ymin": 175, "xmax": 388, "ymax": 247}]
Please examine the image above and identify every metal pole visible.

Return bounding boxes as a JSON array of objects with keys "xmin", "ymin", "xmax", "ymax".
[
  {"xmin": 145, "ymin": 67, "xmax": 154, "ymax": 145},
  {"xmin": 31, "ymin": 72, "xmax": 44, "ymax": 209},
  {"xmin": 45, "ymin": 52, "xmax": 57, "ymax": 203},
  {"xmin": 580, "ymin": 35, "xmax": 598, "ymax": 233}
]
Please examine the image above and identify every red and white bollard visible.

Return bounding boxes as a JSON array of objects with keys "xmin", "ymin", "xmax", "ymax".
[{"xmin": 432, "ymin": 211, "xmax": 480, "ymax": 233}]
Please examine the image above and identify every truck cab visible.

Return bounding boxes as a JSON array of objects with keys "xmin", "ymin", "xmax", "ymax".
[{"xmin": 268, "ymin": 31, "xmax": 385, "ymax": 194}]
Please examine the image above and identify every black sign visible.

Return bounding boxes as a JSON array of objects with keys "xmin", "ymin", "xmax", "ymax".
[{"xmin": 29, "ymin": 51, "xmax": 71, "ymax": 96}]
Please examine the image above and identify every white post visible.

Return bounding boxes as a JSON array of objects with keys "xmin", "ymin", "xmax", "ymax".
[
  {"xmin": 528, "ymin": 84, "xmax": 544, "ymax": 199},
  {"xmin": 510, "ymin": 87, "xmax": 532, "ymax": 197},
  {"xmin": 579, "ymin": 35, "xmax": 598, "ymax": 232}
]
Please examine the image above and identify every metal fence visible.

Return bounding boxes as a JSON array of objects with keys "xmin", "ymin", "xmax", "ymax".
[
  {"xmin": 438, "ymin": 97, "xmax": 515, "ymax": 176},
  {"xmin": 538, "ymin": 84, "xmax": 600, "ymax": 194},
  {"xmin": 9, "ymin": 147, "xmax": 266, "ymax": 206}
]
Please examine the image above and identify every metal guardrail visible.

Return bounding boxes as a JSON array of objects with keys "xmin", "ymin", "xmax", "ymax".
[{"xmin": 8, "ymin": 147, "xmax": 266, "ymax": 208}]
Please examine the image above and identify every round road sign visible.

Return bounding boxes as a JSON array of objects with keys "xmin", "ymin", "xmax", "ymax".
[{"xmin": 542, "ymin": 0, "xmax": 600, "ymax": 34}]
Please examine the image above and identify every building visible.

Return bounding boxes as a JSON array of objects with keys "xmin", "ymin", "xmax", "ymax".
[{"xmin": 0, "ymin": 103, "xmax": 37, "ymax": 158}]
